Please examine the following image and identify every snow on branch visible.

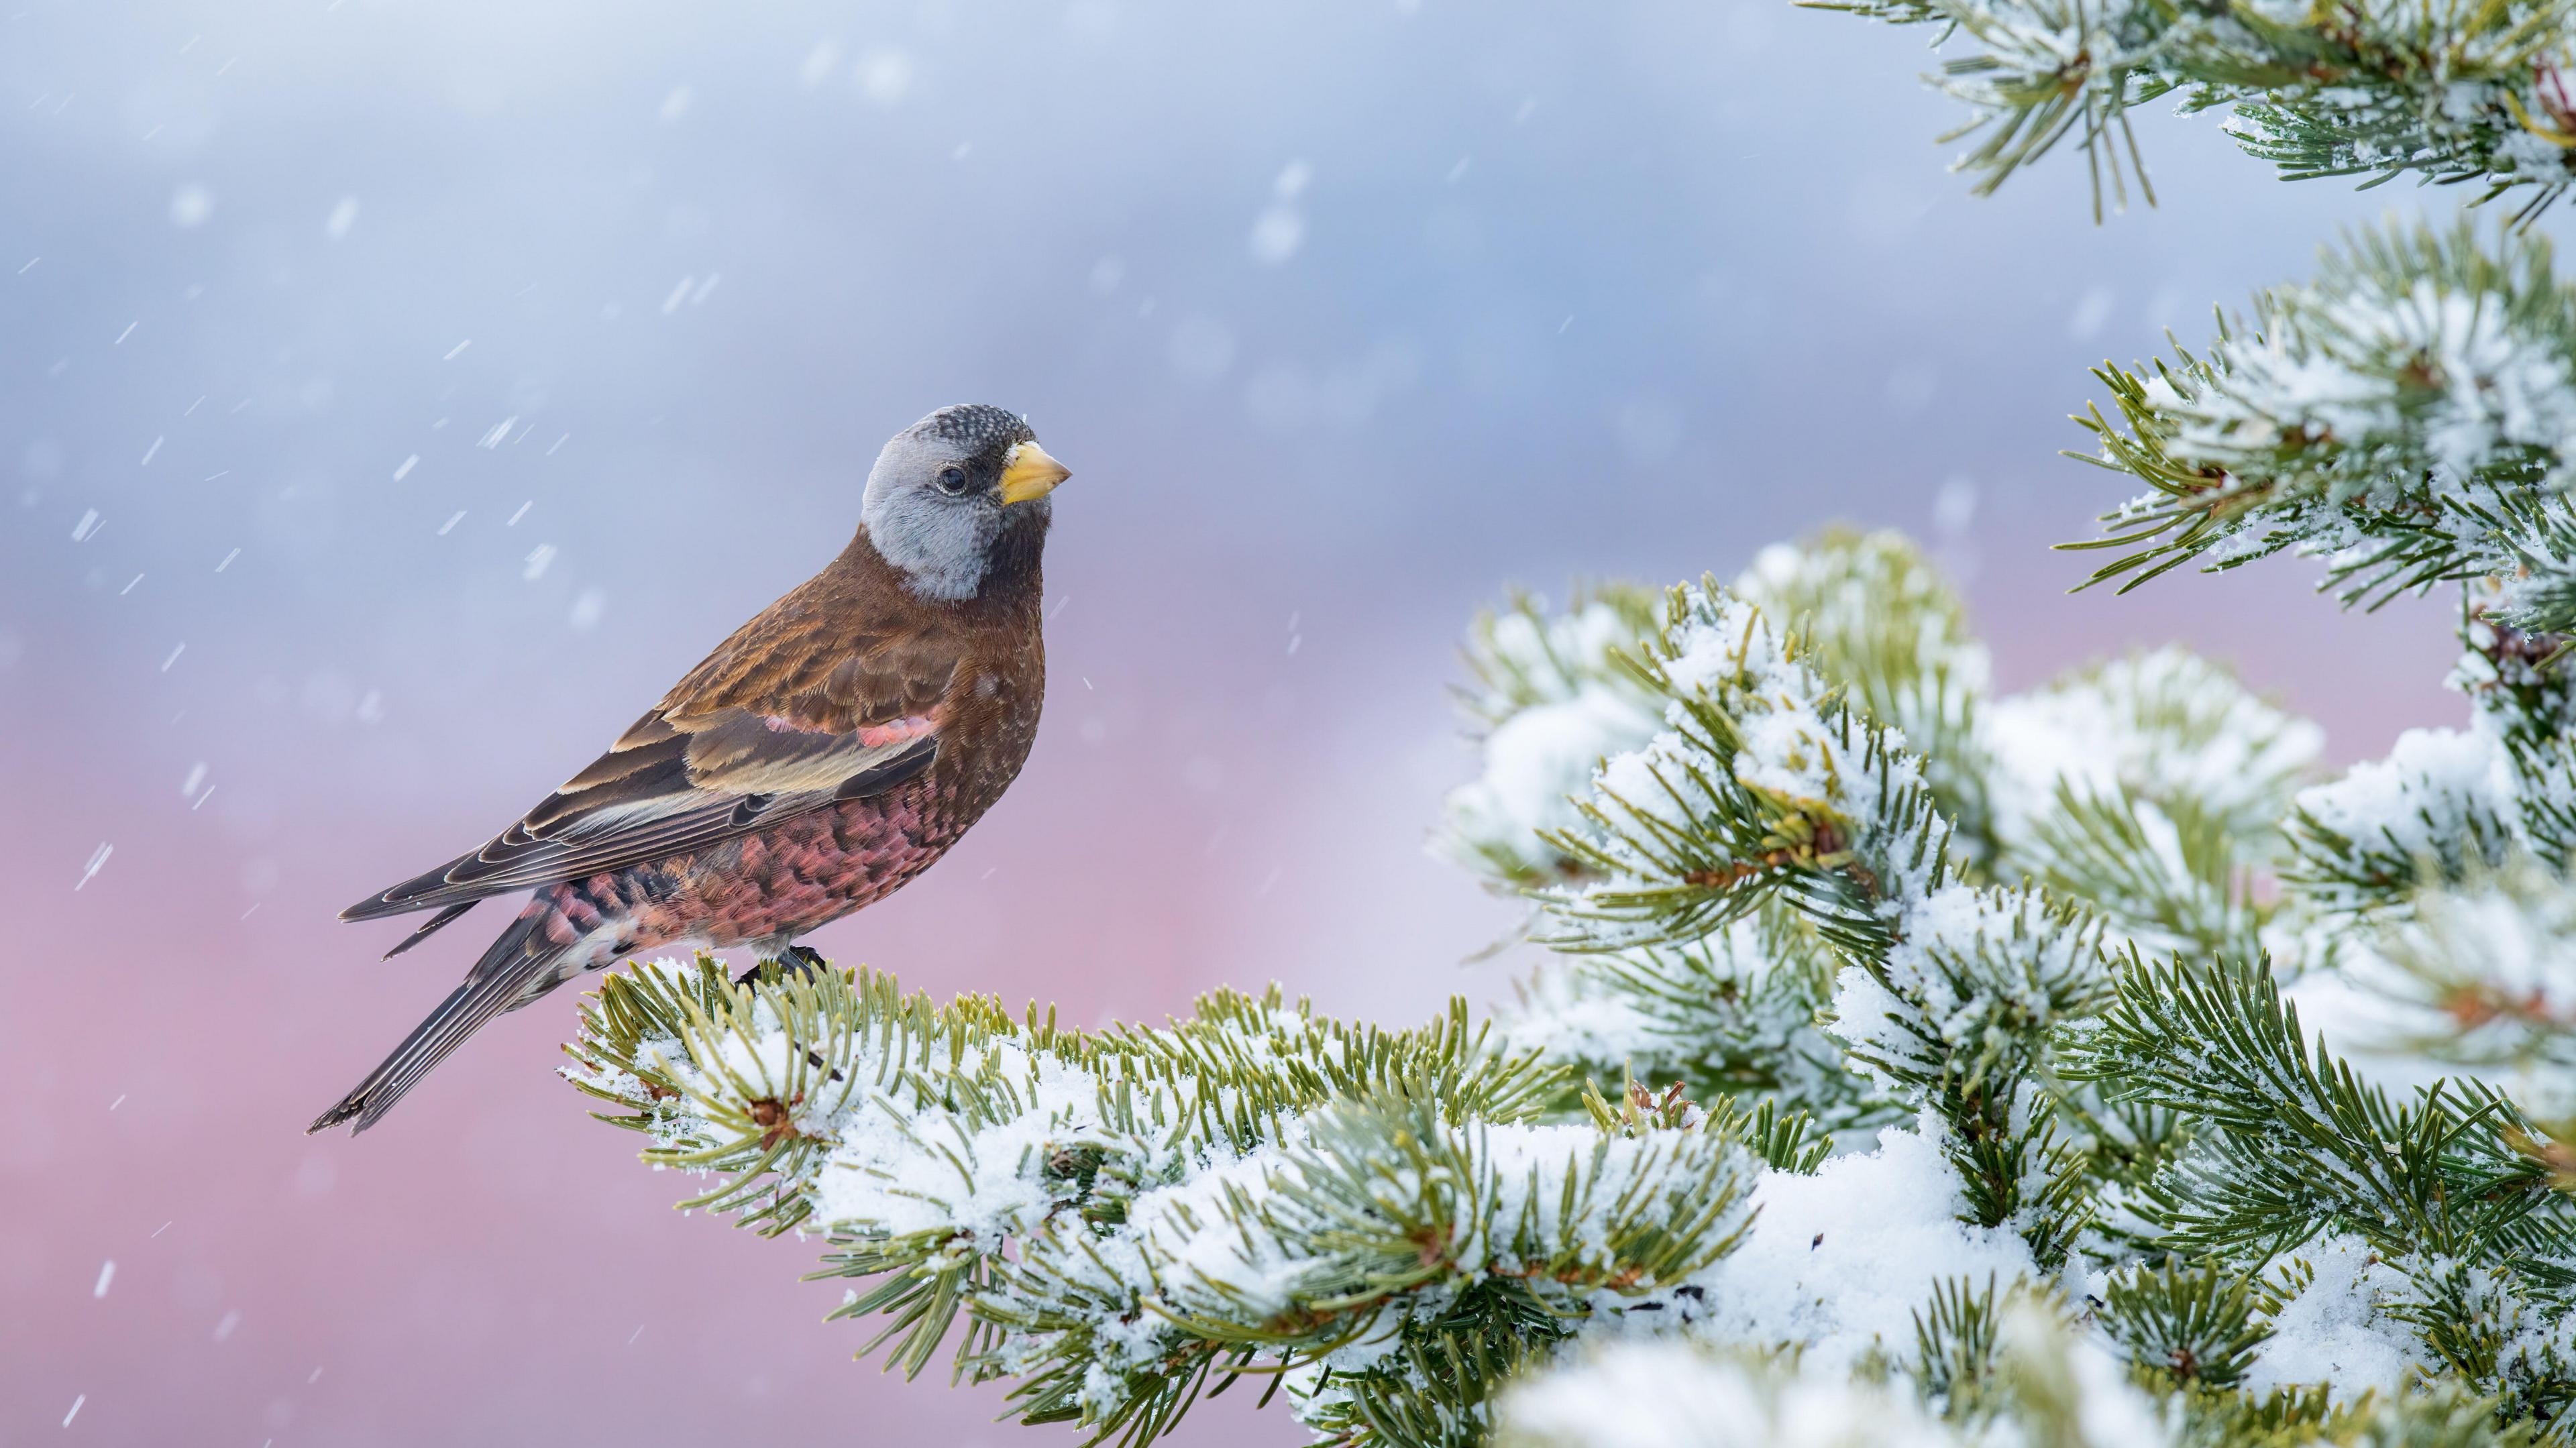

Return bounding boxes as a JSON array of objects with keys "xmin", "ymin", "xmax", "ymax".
[
  {"xmin": 2072, "ymin": 221, "xmax": 2576, "ymax": 632},
  {"xmin": 2365, "ymin": 851, "xmax": 2576, "ymax": 1105},
  {"xmin": 1532, "ymin": 577, "xmax": 1954, "ymax": 957},
  {"xmin": 2283, "ymin": 600, "xmax": 2576, "ymax": 926},
  {"xmin": 1735, "ymin": 531, "xmax": 1999, "ymax": 859},
  {"xmin": 1521, "ymin": 570, "xmax": 2117, "ymax": 1264},
  {"xmin": 1494, "ymin": 1313, "xmax": 2526, "ymax": 1448},
  {"xmin": 1987, "ymin": 649, "xmax": 2318, "ymax": 960},
  {"xmin": 1437, "ymin": 584, "xmax": 1666, "ymax": 890},
  {"xmin": 564, "ymin": 960, "xmax": 1767, "ymax": 1446},
  {"xmin": 1817, "ymin": 0, "xmax": 2576, "ymax": 214},
  {"xmin": 2065, "ymin": 953, "xmax": 2576, "ymax": 1418},
  {"xmin": 1493, "ymin": 914, "xmax": 1901, "ymax": 1139}
]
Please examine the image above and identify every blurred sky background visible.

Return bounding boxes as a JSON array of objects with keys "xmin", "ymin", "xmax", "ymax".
[{"xmin": 0, "ymin": 0, "xmax": 2492, "ymax": 1443}]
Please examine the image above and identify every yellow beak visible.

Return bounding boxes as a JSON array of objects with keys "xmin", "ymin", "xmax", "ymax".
[{"xmin": 998, "ymin": 441, "xmax": 1071, "ymax": 505}]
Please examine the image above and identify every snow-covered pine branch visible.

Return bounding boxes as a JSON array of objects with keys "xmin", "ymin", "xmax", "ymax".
[
  {"xmin": 1494, "ymin": 1291, "xmax": 2184, "ymax": 1448},
  {"xmin": 1458, "ymin": 537, "xmax": 2324, "ymax": 1268},
  {"xmin": 1817, "ymin": 0, "xmax": 2576, "ymax": 214},
  {"xmin": 1423, "ymin": 521, "xmax": 2576, "ymax": 1441},
  {"xmin": 1519, "ymin": 577, "xmax": 2065, "ymax": 1116},
  {"xmin": 1492, "ymin": 1304, "xmax": 2528, "ymax": 1448},
  {"xmin": 2073, "ymin": 221, "xmax": 2576, "ymax": 631},
  {"xmin": 1436, "ymin": 583, "xmax": 1666, "ymax": 890},
  {"xmin": 2261, "ymin": 592, "xmax": 2576, "ymax": 927},
  {"xmin": 2363, "ymin": 850, "xmax": 2576, "ymax": 1100},
  {"xmin": 2067, "ymin": 954, "xmax": 2576, "ymax": 1420},
  {"xmin": 564, "ymin": 958, "xmax": 1771, "ymax": 1445}
]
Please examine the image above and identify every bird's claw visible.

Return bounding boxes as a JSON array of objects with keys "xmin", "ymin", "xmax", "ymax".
[
  {"xmin": 733, "ymin": 943, "xmax": 831, "ymax": 988},
  {"xmin": 728, "ymin": 946, "xmax": 847, "ymax": 1082}
]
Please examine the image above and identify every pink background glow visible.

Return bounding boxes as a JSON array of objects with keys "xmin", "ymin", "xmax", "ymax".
[{"xmin": 3, "ymin": 1, "xmax": 2465, "ymax": 1443}]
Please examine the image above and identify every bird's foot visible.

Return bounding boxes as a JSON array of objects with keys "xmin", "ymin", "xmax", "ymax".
[
  {"xmin": 733, "ymin": 943, "xmax": 830, "ymax": 989},
  {"xmin": 729, "ymin": 944, "xmax": 847, "ymax": 1082}
]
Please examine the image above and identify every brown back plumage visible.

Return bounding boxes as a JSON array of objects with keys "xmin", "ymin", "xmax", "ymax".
[{"xmin": 340, "ymin": 529, "xmax": 1024, "ymax": 926}]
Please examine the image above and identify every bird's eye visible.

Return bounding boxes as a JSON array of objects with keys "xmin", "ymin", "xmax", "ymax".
[{"xmin": 935, "ymin": 465, "xmax": 969, "ymax": 495}]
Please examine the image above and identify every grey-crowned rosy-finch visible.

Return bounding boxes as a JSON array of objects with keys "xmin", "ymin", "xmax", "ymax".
[{"xmin": 313, "ymin": 403, "xmax": 1069, "ymax": 1133}]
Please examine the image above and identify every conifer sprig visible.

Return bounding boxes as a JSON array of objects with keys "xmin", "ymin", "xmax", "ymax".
[
  {"xmin": 2068, "ymin": 956, "xmax": 2565, "ymax": 1264},
  {"xmin": 564, "ymin": 960, "xmax": 1761, "ymax": 1447},
  {"xmin": 1532, "ymin": 579, "xmax": 1955, "ymax": 956},
  {"xmin": 1527, "ymin": 577, "xmax": 2116, "ymax": 1264},
  {"xmin": 1815, "ymin": 0, "xmax": 2576, "ymax": 215},
  {"xmin": 2072, "ymin": 221, "xmax": 2576, "ymax": 630},
  {"xmin": 2368, "ymin": 852, "xmax": 2576, "ymax": 1084},
  {"xmin": 2066, "ymin": 955, "xmax": 2576, "ymax": 1417}
]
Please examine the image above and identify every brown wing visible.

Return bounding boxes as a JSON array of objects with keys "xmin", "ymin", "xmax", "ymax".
[{"xmin": 343, "ymin": 582, "xmax": 961, "ymax": 922}]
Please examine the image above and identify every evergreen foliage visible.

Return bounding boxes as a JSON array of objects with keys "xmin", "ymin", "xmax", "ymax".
[
  {"xmin": 565, "ymin": 959, "xmax": 1762, "ymax": 1445},
  {"xmin": 2072, "ymin": 224, "xmax": 2576, "ymax": 629},
  {"xmin": 566, "ymin": 15, "xmax": 2576, "ymax": 1446},
  {"xmin": 1817, "ymin": 0, "xmax": 2576, "ymax": 215}
]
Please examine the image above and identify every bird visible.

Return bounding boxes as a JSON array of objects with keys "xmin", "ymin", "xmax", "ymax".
[{"xmin": 311, "ymin": 403, "xmax": 1069, "ymax": 1135}]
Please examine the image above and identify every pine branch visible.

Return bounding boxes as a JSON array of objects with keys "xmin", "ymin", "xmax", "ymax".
[
  {"xmin": 1438, "ymin": 584, "xmax": 1667, "ymax": 891},
  {"xmin": 1815, "ymin": 0, "xmax": 2576, "ymax": 215},
  {"xmin": 2167, "ymin": 1379, "xmax": 2534, "ymax": 1448},
  {"xmin": 1469, "ymin": 533, "xmax": 2015, "ymax": 1139},
  {"xmin": 2284, "ymin": 722, "xmax": 2522, "ymax": 920},
  {"xmin": 2068, "ymin": 221, "xmax": 2576, "ymax": 628},
  {"xmin": 1527, "ymin": 577, "xmax": 2114, "ymax": 1263},
  {"xmin": 1534, "ymin": 577, "xmax": 1955, "ymax": 957},
  {"xmin": 2064, "ymin": 954, "xmax": 2576, "ymax": 1419},
  {"xmin": 1499, "ymin": 1292, "xmax": 2184, "ymax": 1448},
  {"xmin": 1980, "ymin": 648, "xmax": 2322, "ymax": 861},
  {"xmin": 2098, "ymin": 1260, "xmax": 2275, "ymax": 1390},
  {"xmin": 2277, "ymin": 589, "xmax": 2576, "ymax": 924},
  {"xmin": 1495, "ymin": 1314, "xmax": 2548, "ymax": 1448},
  {"xmin": 2355, "ymin": 850, "xmax": 2576, "ymax": 1084},
  {"xmin": 2017, "ymin": 782, "xmax": 2267, "ymax": 960},
  {"xmin": 1497, "ymin": 909, "xmax": 1902, "ymax": 1137},
  {"xmin": 1493, "ymin": 1339, "xmax": 1962, "ymax": 1448},
  {"xmin": 2069, "ymin": 955, "xmax": 2566, "ymax": 1266},
  {"xmin": 565, "ymin": 960, "xmax": 1764, "ymax": 1446},
  {"xmin": 977, "ymin": 1090, "xmax": 1758, "ymax": 1446},
  {"xmin": 1736, "ymin": 529, "xmax": 2002, "ymax": 863}
]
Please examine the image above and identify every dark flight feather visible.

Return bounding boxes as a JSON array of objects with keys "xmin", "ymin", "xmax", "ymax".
[
  {"xmin": 380, "ymin": 900, "xmax": 476, "ymax": 960},
  {"xmin": 309, "ymin": 909, "xmax": 573, "ymax": 1134}
]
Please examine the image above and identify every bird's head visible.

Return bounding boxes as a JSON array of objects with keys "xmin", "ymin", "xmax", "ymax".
[{"xmin": 861, "ymin": 404, "xmax": 1071, "ymax": 601}]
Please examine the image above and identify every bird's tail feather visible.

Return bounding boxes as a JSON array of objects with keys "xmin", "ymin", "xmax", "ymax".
[
  {"xmin": 309, "ymin": 911, "xmax": 572, "ymax": 1135},
  {"xmin": 381, "ymin": 900, "xmax": 476, "ymax": 960}
]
